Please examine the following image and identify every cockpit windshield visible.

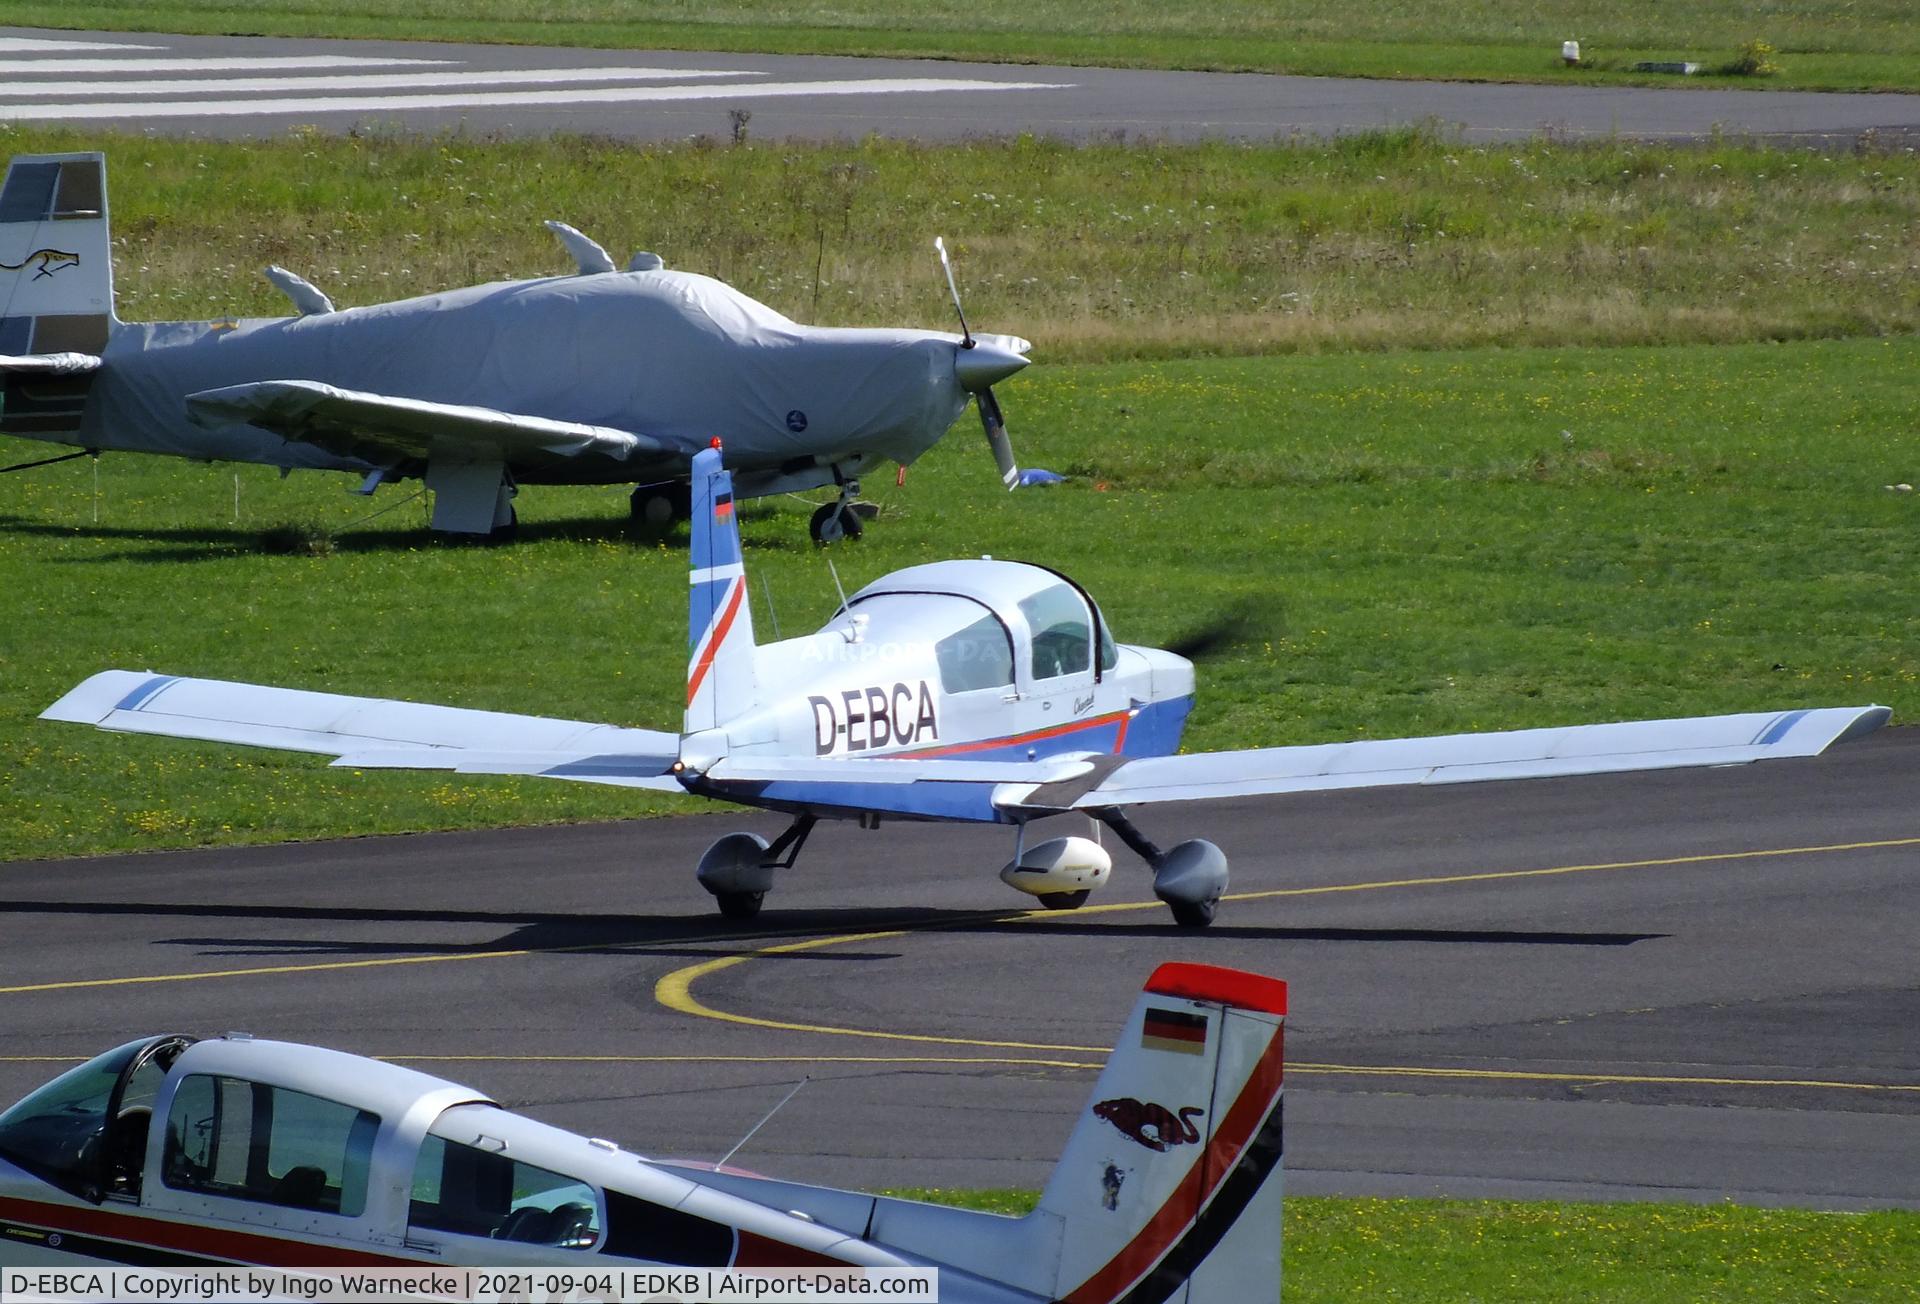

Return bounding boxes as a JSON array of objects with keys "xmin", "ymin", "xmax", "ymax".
[
  {"xmin": 1020, "ymin": 583, "xmax": 1096, "ymax": 680},
  {"xmin": 0, "ymin": 1039, "xmax": 149, "ymax": 1198}
]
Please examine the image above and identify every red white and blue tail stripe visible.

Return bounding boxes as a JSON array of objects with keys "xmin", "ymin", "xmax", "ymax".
[{"xmin": 686, "ymin": 444, "xmax": 757, "ymax": 734}]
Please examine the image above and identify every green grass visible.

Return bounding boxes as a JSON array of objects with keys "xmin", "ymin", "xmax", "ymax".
[
  {"xmin": 885, "ymin": 1191, "xmax": 1920, "ymax": 1300},
  {"xmin": 4, "ymin": 335, "xmax": 1915, "ymax": 862},
  {"xmin": 4, "ymin": 127, "xmax": 1915, "ymax": 364},
  {"xmin": 9, "ymin": 0, "xmax": 1920, "ymax": 90}
]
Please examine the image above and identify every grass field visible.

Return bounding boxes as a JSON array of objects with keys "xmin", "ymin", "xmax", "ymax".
[
  {"xmin": 3, "ymin": 127, "xmax": 1914, "ymax": 364},
  {"xmin": 888, "ymin": 1191, "xmax": 1920, "ymax": 1300},
  {"xmin": 7, "ymin": 0, "xmax": 1919, "ymax": 91},
  {"xmin": 4, "ymin": 333, "xmax": 1915, "ymax": 862}
]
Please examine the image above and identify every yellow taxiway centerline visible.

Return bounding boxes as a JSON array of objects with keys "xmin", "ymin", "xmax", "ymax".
[
  {"xmin": 652, "ymin": 836, "xmax": 1920, "ymax": 1096},
  {"xmin": 4, "ymin": 831, "xmax": 1915, "ymax": 1098},
  {"xmin": 8, "ymin": 833, "xmax": 1911, "ymax": 999}
]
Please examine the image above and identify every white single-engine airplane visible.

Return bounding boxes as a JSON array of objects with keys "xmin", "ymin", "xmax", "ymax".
[
  {"xmin": 0, "ymin": 151, "xmax": 1029, "ymax": 541},
  {"xmin": 44, "ymin": 445, "xmax": 1890, "ymax": 926},
  {"xmin": 0, "ymin": 962, "xmax": 1290, "ymax": 1302}
]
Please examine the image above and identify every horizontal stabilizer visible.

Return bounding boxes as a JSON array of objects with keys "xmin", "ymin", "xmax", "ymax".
[
  {"xmin": 185, "ymin": 379, "xmax": 683, "ymax": 467},
  {"xmin": 0, "ymin": 350, "xmax": 98, "ymax": 374},
  {"xmin": 1017, "ymin": 704, "xmax": 1891, "ymax": 811},
  {"xmin": 43, "ymin": 669, "xmax": 677, "ymax": 761}
]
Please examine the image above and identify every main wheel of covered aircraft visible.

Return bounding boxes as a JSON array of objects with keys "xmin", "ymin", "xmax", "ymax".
[
  {"xmin": 1037, "ymin": 890, "xmax": 1091, "ymax": 911},
  {"xmin": 484, "ymin": 507, "xmax": 518, "ymax": 545},
  {"xmin": 714, "ymin": 890, "xmax": 765, "ymax": 920},
  {"xmin": 809, "ymin": 501, "xmax": 864, "ymax": 544},
  {"xmin": 631, "ymin": 481, "xmax": 692, "ymax": 529}
]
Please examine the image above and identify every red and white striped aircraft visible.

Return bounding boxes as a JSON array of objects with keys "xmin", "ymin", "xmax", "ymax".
[{"xmin": 0, "ymin": 963, "xmax": 1287, "ymax": 1302}]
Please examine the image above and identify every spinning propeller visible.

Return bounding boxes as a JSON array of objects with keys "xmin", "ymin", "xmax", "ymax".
[
  {"xmin": 936, "ymin": 236, "xmax": 1029, "ymax": 490},
  {"xmin": 1162, "ymin": 599, "xmax": 1273, "ymax": 664}
]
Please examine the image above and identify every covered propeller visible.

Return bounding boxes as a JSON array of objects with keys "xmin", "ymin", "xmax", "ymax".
[{"xmin": 936, "ymin": 236, "xmax": 1029, "ymax": 489}]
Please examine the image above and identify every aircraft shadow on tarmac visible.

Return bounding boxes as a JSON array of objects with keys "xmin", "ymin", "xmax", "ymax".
[{"xmin": 0, "ymin": 898, "xmax": 1665, "ymax": 960}]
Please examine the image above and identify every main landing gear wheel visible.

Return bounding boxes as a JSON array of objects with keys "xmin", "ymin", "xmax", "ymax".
[
  {"xmin": 809, "ymin": 500, "xmax": 864, "ymax": 544},
  {"xmin": 714, "ymin": 890, "xmax": 765, "ymax": 920},
  {"xmin": 1038, "ymin": 890, "xmax": 1091, "ymax": 911},
  {"xmin": 482, "ymin": 507, "xmax": 519, "ymax": 545},
  {"xmin": 631, "ymin": 482, "xmax": 692, "ymax": 530}
]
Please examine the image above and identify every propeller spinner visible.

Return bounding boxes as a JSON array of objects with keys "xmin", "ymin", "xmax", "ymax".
[{"xmin": 936, "ymin": 236, "xmax": 1028, "ymax": 490}]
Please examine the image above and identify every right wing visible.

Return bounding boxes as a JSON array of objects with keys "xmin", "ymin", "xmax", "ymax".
[
  {"xmin": 184, "ymin": 379, "xmax": 691, "ymax": 474},
  {"xmin": 42, "ymin": 670, "xmax": 685, "ymax": 792}
]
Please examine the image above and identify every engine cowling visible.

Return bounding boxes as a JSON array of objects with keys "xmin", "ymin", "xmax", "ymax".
[{"xmin": 999, "ymin": 835, "xmax": 1112, "ymax": 898}]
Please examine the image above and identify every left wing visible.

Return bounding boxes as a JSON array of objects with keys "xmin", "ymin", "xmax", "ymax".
[
  {"xmin": 184, "ymin": 379, "xmax": 690, "ymax": 472},
  {"xmin": 42, "ymin": 670, "xmax": 685, "ymax": 792},
  {"xmin": 0, "ymin": 351, "xmax": 100, "ymax": 375}
]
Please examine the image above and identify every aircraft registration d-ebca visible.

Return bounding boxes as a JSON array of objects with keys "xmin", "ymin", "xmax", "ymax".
[
  {"xmin": 0, "ymin": 151, "xmax": 1029, "ymax": 541},
  {"xmin": 43, "ymin": 445, "xmax": 1889, "ymax": 926},
  {"xmin": 0, "ymin": 963, "xmax": 1287, "ymax": 1302}
]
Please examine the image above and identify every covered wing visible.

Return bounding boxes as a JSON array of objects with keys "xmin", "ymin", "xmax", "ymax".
[
  {"xmin": 184, "ymin": 378, "xmax": 688, "ymax": 470},
  {"xmin": 42, "ymin": 670, "xmax": 684, "ymax": 792},
  {"xmin": 0, "ymin": 351, "xmax": 99, "ymax": 375},
  {"xmin": 1007, "ymin": 705, "xmax": 1891, "ymax": 811}
]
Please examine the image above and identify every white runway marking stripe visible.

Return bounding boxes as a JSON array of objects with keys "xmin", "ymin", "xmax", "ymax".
[
  {"xmin": 0, "ymin": 76, "xmax": 1075, "ymax": 122},
  {"xmin": 0, "ymin": 55, "xmax": 455, "ymax": 74},
  {"xmin": 4, "ymin": 67, "xmax": 764, "ymax": 97},
  {"xmin": 0, "ymin": 36, "xmax": 166, "ymax": 51}
]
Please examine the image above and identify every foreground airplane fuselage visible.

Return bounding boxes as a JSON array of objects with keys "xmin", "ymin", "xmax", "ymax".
[{"xmin": 0, "ymin": 965, "xmax": 1291, "ymax": 1303}]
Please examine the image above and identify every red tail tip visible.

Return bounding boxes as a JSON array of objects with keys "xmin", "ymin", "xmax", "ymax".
[{"xmin": 1145, "ymin": 963, "xmax": 1286, "ymax": 1015}]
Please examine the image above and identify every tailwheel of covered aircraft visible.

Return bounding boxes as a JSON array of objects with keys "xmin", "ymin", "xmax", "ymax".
[
  {"xmin": 631, "ymin": 481, "xmax": 693, "ymax": 530},
  {"xmin": 485, "ymin": 507, "xmax": 519, "ymax": 545},
  {"xmin": 714, "ymin": 890, "xmax": 765, "ymax": 920},
  {"xmin": 1037, "ymin": 890, "xmax": 1091, "ymax": 911},
  {"xmin": 809, "ymin": 501, "xmax": 864, "ymax": 545}
]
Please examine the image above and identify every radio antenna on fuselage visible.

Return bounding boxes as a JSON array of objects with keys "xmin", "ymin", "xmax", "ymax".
[
  {"xmin": 760, "ymin": 571, "xmax": 782, "ymax": 640},
  {"xmin": 825, "ymin": 556, "xmax": 851, "ymax": 618},
  {"xmin": 717, "ymin": 1075, "xmax": 810, "ymax": 1169}
]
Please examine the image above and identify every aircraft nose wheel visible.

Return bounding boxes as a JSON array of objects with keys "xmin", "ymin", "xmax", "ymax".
[
  {"xmin": 810, "ymin": 500, "xmax": 864, "ymax": 544},
  {"xmin": 714, "ymin": 890, "xmax": 765, "ymax": 920}
]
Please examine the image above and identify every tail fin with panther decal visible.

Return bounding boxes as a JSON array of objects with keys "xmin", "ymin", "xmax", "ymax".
[{"xmin": 1, "ymin": 152, "xmax": 112, "ymax": 438}]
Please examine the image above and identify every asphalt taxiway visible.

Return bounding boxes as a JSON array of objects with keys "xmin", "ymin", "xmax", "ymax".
[
  {"xmin": 3, "ymin": 26, "xmax": 1917, "ymax": 145},
  {"xmin": 2, "ymin": 726, "xmax": 1915, "ymax": 1209}
]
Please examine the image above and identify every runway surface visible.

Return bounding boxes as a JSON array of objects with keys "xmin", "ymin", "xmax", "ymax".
[
  {"xmin": 3, "ymin": 26, "xmax": 1917, "ymax": 145},
  {"xmin": 2, "ymin": 726, "xmax": 1915, "ymax": 1209}
]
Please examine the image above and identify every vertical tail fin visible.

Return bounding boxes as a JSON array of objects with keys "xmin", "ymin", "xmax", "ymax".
[
  {"xmin": 0, "ymin": 152, "xmax": 114, "ymax": 355},
  {"xmin": 685, "ymin": 443, "xmax": 759, "ymax": 734},
  {"xmin": 1038, "ymin": 963, "xmax": 1286, "ymax": 1304},
  {"xmin": 1, "ymin": 152, "xmax": 112, "ymax": 440}
]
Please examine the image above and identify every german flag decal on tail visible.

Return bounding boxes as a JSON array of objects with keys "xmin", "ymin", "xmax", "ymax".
[{"xmin": 1141, "ymin": 1006, "xmax": 1208, "ymax": 1055}]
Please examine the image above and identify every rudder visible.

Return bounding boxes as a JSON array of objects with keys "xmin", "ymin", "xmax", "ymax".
[
  {"xmin": 685, "ymin": 442, "xmax": 758, "ymax": 734},
  {"xmin": 1038, "ymin": 963, "xmax": 1286, "ymax": 1304}
]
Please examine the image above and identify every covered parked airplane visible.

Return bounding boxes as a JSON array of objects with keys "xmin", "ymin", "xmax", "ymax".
[
  {"xmin": 0, "ymin": 962, "xmax": 1288, "ymax": 1302},
  {"xmin": 44, "ymin": 445, "xmax": 1890, "ymax": 926},
  {"xmin": 0, "ymin": 151, "xmax": 1029, "ymax": 541}
]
